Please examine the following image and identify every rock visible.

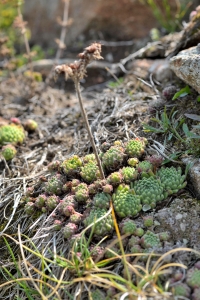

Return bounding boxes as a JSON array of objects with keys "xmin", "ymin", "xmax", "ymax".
[
  {"xmin": 182, "ymin": 157, "xmax": 200, "ymax": 199},
  {"xmin": 170, "ymin": 45, "xmax": 200, "ymax": 93},
  {"xmin": 154, "ymin": 197, "xmax": 200, "ymax": 249},
  {"xmin": 24, "ymin": 0, "xmax": 186, "ymax": 47},
  {"xmin": 149, "ymin": 60, "xmax": 173, "ymax": 82}
]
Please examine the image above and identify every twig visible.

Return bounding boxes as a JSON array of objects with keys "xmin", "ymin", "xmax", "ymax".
[
  {"xmin": 55, "ymin": 42, "xmax": 106, "ymax": 179},
  {"xmin": 74, "ymin": 80, "xmax": 105, "ymax": 179}
]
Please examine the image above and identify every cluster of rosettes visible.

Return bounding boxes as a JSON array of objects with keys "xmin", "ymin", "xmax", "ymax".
[
  {"xmin": 24, "ymin": 194, "xmax": 60, "ymax": 215},
  {"xmin": 134, "ymin": 177, "xmax": 167, "ymax": 208},
  {"xmin": 125, "ymin": 137, "xmax": 147, "ymax": 158},
  {"xmin": 112, "ymin": 184, "xmax": 142, "ymax": 218},
  {"xmin": 101, "ymin": 144, "xmax": 125, "ymax": 171},
  {"xmin": 1, "ymin": 144, "xmax": 17, "ymax": 161},
  {"xmin": 44, "ymin": 173, "xmax": 65, "ymax": 195},
  {"xmin": 23, "ymin": 137, "xmax": 188, "ymax": 244},
  {"xmin": 83, "ymin": 207, "xmax": 114, "ymax": 237},
  {"xmin": 0, "ymin": 119, "xmax": 38, "ymax": 161},
  {"xmin": 61, "ymin": 155, "xmax": 82, "ymax": 177},
  {"xmin": 0, "ymin": 124, "xmax": 25, "ymax": 145},
  {"xmin": 80, "ymin": 161, "xmax": 101, "ymax": 183},
  {"xmin": 136, "ymin": 161, "xmax": 153, "ymax": 177},
  {"xmin": 157, "ymin": 166, "xmax": 187, "ymax": 194},
  {"xmin": 124, "ymin": 216, "xmax": 170, "ymax": 255}
]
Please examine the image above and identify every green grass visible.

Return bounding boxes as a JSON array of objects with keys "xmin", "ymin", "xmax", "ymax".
[{"xmin": 1, "ymin": 205, "xmax": 200, "ymax": 299}]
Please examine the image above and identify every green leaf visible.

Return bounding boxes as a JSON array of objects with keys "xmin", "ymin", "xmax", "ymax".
[
  {"xmin": 183, "ymin": 123, "xmax": 200, "ymax": 138},
  {"xmin": 182, "ymin": 123, "xmax": 190, "ymax": 136},
  {"xmin": 172, "ymin": 85, "xmax": 191, "ymax": 100}
]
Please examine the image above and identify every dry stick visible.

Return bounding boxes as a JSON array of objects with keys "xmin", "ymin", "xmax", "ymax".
[
  {"xmin": 55, "ymin": 0, "xmax": 70, "ymax": 61},
  {"xmin": 44, "ymin": 0, "xmax": 70, "ymax": 89},
  {"xmin": 17, "ymin": 3, "xmax": 33, "ymax": 74},
  {"xmin": 74, "ymin": 79, "xmax": 105, "ymax": 179}
]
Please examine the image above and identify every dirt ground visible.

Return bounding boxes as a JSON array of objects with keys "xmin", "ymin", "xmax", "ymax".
[{"xmin": 1, "ymin": 38, "xmax": 200, "ymax": 299}]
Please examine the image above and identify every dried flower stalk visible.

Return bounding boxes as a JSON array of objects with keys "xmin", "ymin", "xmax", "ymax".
[
  {"xmin": 13, "ymin": 0, "xmax": 33, "ymax": 74},
  {"xmin": 55, "ymin": 43, "xmax": 105, "ymax": 179}
]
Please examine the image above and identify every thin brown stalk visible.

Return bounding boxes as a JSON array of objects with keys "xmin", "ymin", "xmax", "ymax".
[
  {"xmin": 17, "ymin": 2, "xmax": 33, "ymax": 74},
  {"xmin": 74, "ymin": 79, "xmax": 105, "ymax": 179},
  {"xmin": 44, "ymin": 0, "xmax": 71, "ymax": 89},
  {"xmin": 55, "ymin": 0, "xmax": 70, "ymax": 61}
]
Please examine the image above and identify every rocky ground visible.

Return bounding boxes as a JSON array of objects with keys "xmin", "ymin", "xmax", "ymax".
[{"xmin": 1, "ymin": 15, "xmax": 200, "ymax": 300}]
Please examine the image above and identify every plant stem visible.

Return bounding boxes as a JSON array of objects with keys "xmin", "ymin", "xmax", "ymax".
[
  {"xmin": 17, "ymin": 3, "xmax": 33, "ymax": 74},
  {"xmin": 55, "ymin": 0, "xmax": 70, "ymax": 61},
  {"xmin": 74, "ymin": 79, "xmax": 105, "ymax": 179}
]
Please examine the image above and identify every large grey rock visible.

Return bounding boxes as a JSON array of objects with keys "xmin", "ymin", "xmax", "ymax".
[
  {"xmin": 155, "ymin": 197, "xmax": 200, "ymax": 249},
  {"xmin": 182, "ymin": 157, "xmax": 200, "ymax": 199},
  {"xmin": 170, "ymin": 45, "xmax": 200, "ymax": 93}
]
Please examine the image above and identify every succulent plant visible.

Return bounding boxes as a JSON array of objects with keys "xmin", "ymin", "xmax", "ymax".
[
  {"xmin": 10, "ymin": 117, "xmax": 21, "ymax": 125},
  {"xmin": 134, "ymin": 228, "xmax": 144, "ymax": 237},
  {"xmin": 1, "ymin": 144, "xmax": 17, "ymax": 160},
  {"xmin": 102, "ymin": 145, "xmax": 125, "ymax": 171},
  {"xmin": 53, "ymin": 220, "xmax": 62, "ymax": 231},
  {"xmin": 44, "ymin": 173, "xmax": 64, "ymax": 195},
  {"xmin": 107, "ymin": 287, "xmax": 117, "ymax": 298},
  {"xmin": 25, "ymin": 186, "xmax": 34, "ymax": 196},
  {"xmin": 93, "ymin": 192, "xmax": 111, "ymax": 209},
  {"xmin": 128, "ymin": 235, "xmax": 141, "ymax": 249},
  {"xmin": 101, "ymin": 141, "xmax": 111, "ymax": 152},
  {"xmin": 173, "ymin": 283, "xmax": 191, "ymax": 297},
  {"xmin": 35, "ymin": 194, "xmax": 47, "ymax": 209},
  {"xmin": 58, "ymin": 195, "xmax": 77, "ymax": 215},
  {"xmin": 107, "ymin": 171, "xmax": 123, "ymax": 186},
  {"xmin": 0, "ymin": 124, "xmax": 25, "ymax": 145},
  {"xmin": 125, "ymin": 138, "xmax": 147, "ymax": 158},
  {"xmin": 130, "ymin": 244, "xmax": 142, "ymax": 254},
  {"xmin": 74, "ymin": 183, "xmax": 89, "ymax": 203},
  {"xmin": 186, "ymin": 267, "xmax": 200, "ymax": 288},
  {"xmin": 24, "ymin": 202, "xmax": 35, "ymax": 215},
  {"xmin": 145, "ymin": 155, "xmax": 163, "ymax": 169},
  {"xmin": 62, "ymin": 181, "xmax": 72, "ymax": 193},
  {"xmin": 157, "ymin": 166, "xmax": 187, "ymax": 194},
  {"xmin": 93, "ymin": 179, "xmax": 107, "ymax": 191},
  {"xmin": 82, "ymin": 153, "xmax": 96, "ymax": 163},
  {"xmin": 80, "ymin": 161, "xmax": 101, "ymax": 183},
  {"xmin": 63, "ymin": 222, "xmax": 78, "ymax": 239},
  {"xmin": 143, "ymin": 216, "xmax": 154, "ymax": 227},
  {"xmin": 192, "ymin": 288, "xmax": 200, "ymax": 300},
  {"xmin": 114, "ymin": 140, "xmax": 124, "ymax": 147},
  {"xmin": 127, "ymin": 157, "xmax": 139, "ymax": 167},
  {"xmin": 136, "ymin": 161, "xmax": 153, "ymax": 175},
  {"xmin": 71, "ymin": 179, "xmax": 80, "ymax": 187},
  {"xmin": 162, "ymin": 85, "xmax": 177, "ymax": 101},
  {"xmin": 159, "ymin": 231, "xmax": 170, "ymax": 242},
  {"xmin": 105, "ymin": 246, "xmax": 120, "ymax": 259},
  {"xmin": 102, "ymin": 184, "xmax": 113, "ymax": 194},
  {"xmin": 47, "ymin": 160, "xmax": 61, "ymax": 172},
  {"xmin": 61, "ymin": 155, "xmax": 82, "ymax": 176},
  {"xmin": 140, "ymin": 230, "xmax": 162, "ymax": 249},
  {"xmin": 63, "ymin": 205, "xmax": 75, "ymax": 217},
  {"xmin": 119, "ymin": 218, "xmax": 137, "ymax": 235},
  {"xmin": 90, "ymin": 289, "xmax": 105, "ymax": 300},
  {"xmin": 112, "ymin": 184, "xmax": 142, "ymax": 218},
  {"xmin": 24, "ymin": 119, "xmax": 38, "ymax": 131},
  {"xmin": 88, "ymin": 183, "xmax": 97, "ymax": 195},
  {"xmin": 89, "ymin": 245, "xmax": 104, "ymax": 260},
  {"xmin": 134, "ymin": 177, "xmax": 166, "ymax": 208},
  {"xmin": 120, "ymin": 166, "xmax": 138, "ymax": 183},
  {"xmin": 46, "ymin": 195, "xmax": 59, "ymax": 211},
  {"xmin": 70, "ymin": 212, "xmax": 82, "ymax": 224},
  {"xmin": 83, "ymin": 207, "xmax": 114, "ymax": 237}
]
